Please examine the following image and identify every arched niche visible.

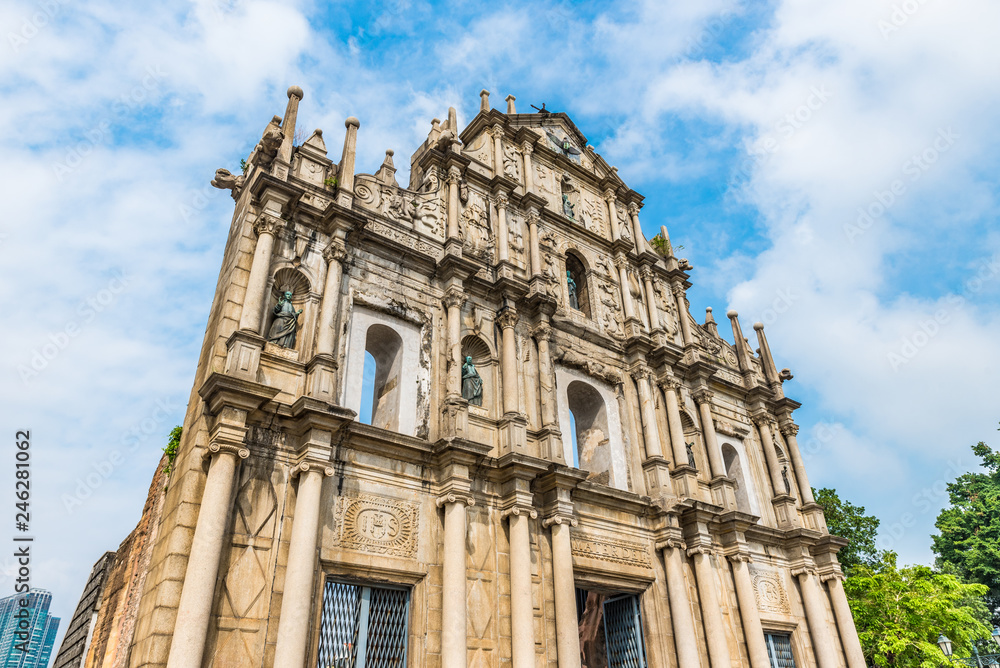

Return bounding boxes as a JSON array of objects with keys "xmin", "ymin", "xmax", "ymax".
[
  {"xmin": 721, "ymin": 438, "xmax": 763, "ymax": 517},
  {"xmin": 554, "ymin": 367, "xmax": 628, "ymax": 491},
  {"xmin": 565, "ymin": 251, "xmax": 591, "ymax": 318},
  {"xmin": 461, "ymin": 335, "xmax": 498, "ymax": 417},
  {"xmin": 363, "ymin": 324, "xmax": 404, "ymax": 432},
  {"xmin": 264, "ymin": 267, "xmax": 312, "ymax": 350}
]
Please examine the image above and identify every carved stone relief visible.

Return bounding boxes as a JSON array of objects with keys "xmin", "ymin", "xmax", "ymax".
[
  {"xmin": 461, "ymin": 192, "xmax": 494, "ymax": 263},
  {"xmin": 331, "ymin": 494, "xmax": 419, "ymax": 558},
  {"xmin": 570, "ymin": 532, "xmax": 652, "ymax": 569},
  {"xmin": 355, "ymin": 175, "xmax": 445, "ymax": 241},
  {"xmin": 597, "ymin": 280, "xmax": 624, "ymax": 340},
  {"xmin": 502, "ymin": 140, "xmax": 521, "ymax": 181},
  {"xmin": 750, "ymin": 566, "xmax": 791, "ymax": 614}
]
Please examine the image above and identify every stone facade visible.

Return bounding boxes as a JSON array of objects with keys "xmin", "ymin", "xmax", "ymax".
[{"xmin": 104, "ymin": 87, "xmax": 865, "ymax": 668}]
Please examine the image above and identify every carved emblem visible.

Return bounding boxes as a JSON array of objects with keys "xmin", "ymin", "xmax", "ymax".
[
  {"xmin": 571, "ymin": 532, "xmax": 652, "ymax": 569},
  {"xmin": 750, "ymin": 566, "xmax": 791, "ymax": 613},
  {"xmin": 333, "ymin": 494, "xmax": 419, "ymax": 558}
]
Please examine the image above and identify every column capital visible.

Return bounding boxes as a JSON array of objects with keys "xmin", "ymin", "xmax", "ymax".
[
  {"xmin": 639, "ymin": 265, "xmax": 653, "ymax": 281},
  {"xmin": 670, "ymin": 282, "xmax": 686, "ymax": 297},
  {"xmin": 290, "ymin": 460, "xmax": 335, "ymax": 479},
  {"xmin": 779, "ymin": 421, "xmax": 799, "ymax": 437},
  {"xmin": 489, "ymin": 123, "xmax": 506, "ymax": 139},
  {"xmin": 655, "ymin": 537, "xmax": 686, "ymax": 552},
  {"xmin": 658, "ymin": 376, "xmax": 683, "ymax": 392},
  {"xmin": 727, "ymin": 552, "xmax": 753, "ymax": 564},
  {"xmin": 443, "ymin": 287, "xmax": 467, "ymax": 310},
  {"xmin": 751, "ymin": 411, "xmax": 777, "ymax": 429},
  {"xmin": 692, "ymin": 388, "xmax": 715, "ymax": 404},
  {"xmin": 631, "ymin": 364, "xmax": 653, "ymax": 382},
  {"xmin": 322, "ymin": 239, "xmax": 348, "ymax": 264},
  {"xmin": 497, "ymin": 306, "xmax": 518, "ymax": 329},
  {"xmin": 542, "ymin": 513, "xmax": 578, "ymax": 528},
  {"xmin": 627, "ymin": 201, "xmax": 641, "ymax": 215},
  {"xmin": 526, "ymin": 209, "xmax": 541, "ymax": 225},
  {"xmin": 531, "ymin": 321, "xmax": 552, "ymax": 342},
  {"xmin": 603, "ymin": 188, "xmax": 617, "ymax": 203},
  {"xmin": 206, "ymin": 441, "xmax": 250, "ymax": 461},
  {"xmin": 521, "ymin": 140, "xmax": 534, "ymax": 155},
  {"xmin": 253, "ymin": 213, "xmax": 282, "ymax": 237},
  {"xmin": 791, "ymin": 565, "xmax": 818, "ymax": 578},
  {"xmin": 613, "ymin": 254, "xmax": 630, "ymax": 269},
  {"xmin": 492, "ymin": 191, "xmax": 510, "ymax": 210},
  {"xmin": 447, "ymin": 165, "xmax": 463, "ymax": 183},
  {"xmin": 686, "ymin": 545, "xmax": 715, "ymax": 558},
  {"xmin": 501, "ymin": 505, "xmax": 538, "ymax": 520},
  {"xmin": 819, "ymin": 571, "xmax": 846, "ymax": 583},
  {"xmin": 436, "ymin": 492, "xmax": 476, "ymax": 508}
]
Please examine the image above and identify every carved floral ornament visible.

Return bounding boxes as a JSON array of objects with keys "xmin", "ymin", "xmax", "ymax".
[
  {"xmin": 322, "ymin": 240, "xmax": 348, "ymax": 264},
  {"xmin": 252, "ymin": 213, "xmax": 282, "ymax": 237}
]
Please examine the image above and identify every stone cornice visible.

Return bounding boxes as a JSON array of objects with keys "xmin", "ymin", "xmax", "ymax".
[{"xmin": 198, "ymin": 371, "xmax": 281, "ymax": 416}]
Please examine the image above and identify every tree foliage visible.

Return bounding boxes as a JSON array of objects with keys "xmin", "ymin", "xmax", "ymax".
[
  {"xmin": 814, "ymin": 486, "xmax": 883, "ymax": 572},
  {"xmin": 845, "ymin": 551, "xmax": 991, "ymax": 668},
  {"xmin": 932, "ymin": 437, "xmax": 1000, "ymax": 623}
]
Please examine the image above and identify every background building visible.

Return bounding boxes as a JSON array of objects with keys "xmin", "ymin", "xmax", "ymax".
[
  {"xmin": 82, "ymin": 87, "xmax": 864, "ymax": 668},
  {"xmin": 0, "ymin": 589, "xmax": 60, "ymax": 668},
  {"xmin": 52, "ymin": 552, "xmax": 115, "ymax": 668}
]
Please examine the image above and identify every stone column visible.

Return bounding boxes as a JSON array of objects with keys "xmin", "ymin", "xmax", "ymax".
[
  {"xmin": 272, "ymin": 462, "xmax": 334, "ymax": 668},
  {"xmin": 660, "ymin": 541, "xmax": 699, "ymax": 668},
  {"xmin": 165, "ymin": 442, "xmax": 248, "ymax": 668},
  {"xmin": 641, "ymin": 267, "xmax": 660, "ymax": 331},
  {"xmin": 439, "ymin": 493, "xmax": 474, "ymax": 668},
  {"xmin": 491, "ymin": 124, "xmax": 505, "ymax": 177},
  {"xmin": 729, "ymin": 555, "xmax": 771, "ymax": 668},
  {"xmin": 796, "ymin": 568, "xmax": 839, "ymax": 668},
  {"xmin": 498, "ymin": 306, "xmax": 519, "ymax": 415},
  {"xmin": 693, "ymin": 389, "xmax": 725, "ymax": 478},
  {"xmin": 604, "ymin": 189, "xmax": 621, "ymax": 241},
  {"xmin": 522, "ymin": 142, "xmax": 535, "ymax": 193},
  {"xmin": 780, "ymin": 422, "xmax": 815, "ymax": 504},
  {"xmin": 689, "ymin": 547, "xmax": 732, "ymax": 668},
  {"xmin": 825, "ymin": 574, "xmax": 866, "ymax": 668},
  {"xmin": 543, "ymin": 514, "xmax": 581, "ymax": 668},
  {"xmin": 447, "ymin": 166, "xmax": 462, "ymax": 240},
  {"xmin": 528, "ymin": 210, "xmax": 542, "ymax": 278},
  {"xmin": 495, "ymin": 192, "xmax": 510, "ymax": 263},
  {"xmin": 615, "ymin": 256, "xmax": 636, "ymax": 320},
  {"xmin": 503, "ymin": 506, "xmax": 538, "ymax": 668},
  {"xmin": 315, "ymin": 240, "xmax": 347, "ymax": 355},
  {"xmin": 240, "ymin": 214, "xmax": 280, "ymax": 334},
  {"xmin": 660, "ymin": 379, "xmax": 689, "ymax": 469},
  {"xmin": 627, "ymin": 202, "xmax": 645, "ymax": 254},
  {"xmin": 634, "ymin": 368, "xmax": 663, "ymax": 459},
  {"xmin": 671, "ymin": 283, "xmax": 694, "ymax": 346},
  {"xmin": 754, "ymin": 415, "xmax": 787, "ymax": 497},
  {"xmin": 445, "ymin": 288, "xmax": 466, "ymax": 398},
  {"xmin": 533, "ymin": 322, "xmax": 564, "ymax": 464},
  {"xmin": 338, "ymin": 117, "xmax": 360, "ymax": 199}
]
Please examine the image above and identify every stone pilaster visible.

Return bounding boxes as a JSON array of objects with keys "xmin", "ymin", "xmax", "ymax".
[
  {"xmin": 627, "ymin": 202, "xmax": 645, "ymax": 254},
  {"xmin": 794, "ymin": 566, "xmax": 839, "ymax": 668},
  {"xmin": 497, "ymin": 306, "xmax": 526, "ymax": 453},
  {"xmin": 604, "ymin": 189, "xmax": 621, "ymax": 242},
  {"xmin": 501, "ymin": 497, "xmax": 538, "ymax": 668},
  {"xmin": 494, "ymin": 191, "xmax": 510, "ymax": 264},
  {"xmin": 688, "ymin": 546, "xmax": 732, "ymax": 668},
  {"xmin": 671, "ymin": 282, "xmax": 694, "ymax": 347},
  {"xmin": 447, "ymin": 166, "xmax": 462, "ymax": 241},
  {"xmin": 657, "ymin": 538, "xmax": 699, "ymax": 668},
  {"xmin": 521, "ymin": 141, "xmax": 535, "ymax": 193},
  {"xmin": 728, "ymin": 553, "xmax": 771, "ymax": 668}
]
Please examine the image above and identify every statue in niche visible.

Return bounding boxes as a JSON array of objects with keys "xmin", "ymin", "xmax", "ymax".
[
  {"xmin": 782, "ymin": 465, "xmax": 791, "ymax": 494},
  {"xmin": 686, "ymin": 442, "xmax": 697, "ymax": 469},
  {"xmin": 562, "ymin": 193, "xmax": 575, "ymax": 219},
  {"xmin": 567, "ymin": 270, "xmax": 579, "ymax": 310},
  {"xmin": 461, "ymin": 356, "xmax": 483, "ymax": 406},
  {"xmin": 267, "ymin": 291, "xmax": 303, "ymax": 348}
]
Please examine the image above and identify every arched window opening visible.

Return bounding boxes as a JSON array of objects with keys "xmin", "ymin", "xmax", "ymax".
[
  {"xmin": 723, "ymin": 444, "xmax": 752, "ymax": 513},
  {"xmin": 565, "ymin": 253, "xmax": 591, "ymax": 318},
  {"xmin": 359, "ymin": 351, "xmax": 376, "ymax": 425},
  {"xmin": 363, "ymin": 324, "xmax": 404, "ymax": 432},
  {"xmin": 567, "ymin": 381, "xmax": 610, "ymax": 484}
]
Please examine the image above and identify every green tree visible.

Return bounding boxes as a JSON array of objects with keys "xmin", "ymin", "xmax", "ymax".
[
  {"xmin": 814, "ymin": 486, "xmax": 883, "ymax": 572},
  {"xmin": 846, "ymin": 551, "xmax": 991, "ymax": 668},
  {"xmin": 932, "ymin": 437, "xmax": 1000, "ymax": 623}
]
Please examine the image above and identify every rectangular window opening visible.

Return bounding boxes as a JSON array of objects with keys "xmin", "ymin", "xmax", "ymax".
[
  {"xmin": 764, "ymin": 632, "xmax": 796, "ymax": 668},
  {"xmin": 317, "ymin": 580, "xmax": 410, "ymax": 668},
  {"xmin": 576, "ymin": 587, "xmax": 648, "ymax": 668}
]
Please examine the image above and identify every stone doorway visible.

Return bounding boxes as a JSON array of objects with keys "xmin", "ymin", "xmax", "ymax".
[{"xmin": 576, "ymin": 588, "xmax": 648, "ymax": 668}]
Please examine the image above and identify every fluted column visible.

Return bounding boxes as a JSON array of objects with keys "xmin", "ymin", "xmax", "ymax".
[
  {"xmin": 445, "ymin": 288, "xmax": 466, "ymax": 398},
  {"xmin": 671, "ymin": 283, "xmax": 693, "ymax": 346},
  {"xmin": 604, "ymin": 189, "xmax": 621, "ymax": 241},
  {"xmin": 447, "ymin": 166, "xmax": 462, "ymax": 240},
  {"xmin": 641, "ymin": 267, "xmax": 660, "ymax": 332},
  {"xmin": 491, "ymin": 124, "xmax": 505, "ymax": 177},
  {"xmin": 495, "ymin": 192, "xmax": 510, "ymax": 263},
  {"xmin": 796, "ymin": 568, "xmax": 838, "ymax": 668},
  {"xmin": 780, "ymin": 422, "xmax": 815, "ymax": 504},
  {"xmin": 660, "ymin": 379, "xmax": 689, "ymax": 468},
  {"xmin": 689, "ymin": 547, "xmax": 732, "ymax": 668},
  {"xmin": 528, "ymin": 210, "xmax": 542, "ymax": 278},
  {"xmin": 240, "ymin": 214, "xmax": 280, "ymax": 334},
  {"xmin": 315, "ymin": 240, "xmax": 347, "ymax": 355},
  {"xmin": 825, "ymin": 574, "xmax": 866, "ymax": 668},
  {"xmin": 615, "ymin": 256, "xmax": 636, "ymax": 320},
  {"xmin": 729, "ymin": 555, "xmax": 771, "ymax": 668},
  {"xmin": 272, "ymin": 462, "xmax": 334, "ymax": 668},
  {"xmin": 544, "ymin": 513, "xmax": 581, "ymax": 668},
  {"xmin": 166, "ymin": 442, "xmax": 248, "ymax": 668},
  {"xmin": 660, "ymin": 541, "xmax": 699, "ymax": 668},
  {"xmin": 693, "ymin": 389, "xmax": 725, "ymax": 478},
  {"xmin": 522, "ymin": 142, "xmax": 535, "ymax": 193},
  {"xmin": 627, "ymin": 202, "xmax": 645, "ymax": 254},
  {"xmin": 754, "ymin": 415, "xmax": 787, "ymax": 497},
  {"xmin": 503, "ymin": 506, "xmax": 538, "ymax": 668},
  {"xmin": 498, "ymin": 306, "xmax": 519, "ymax": 415},
  {"xmin": 634, "ymin": 368, "xmax": 663, "ymax": 459},
  {"xmin": 439, "ymin": 493, "xmax": 475, "ymax": 668}
]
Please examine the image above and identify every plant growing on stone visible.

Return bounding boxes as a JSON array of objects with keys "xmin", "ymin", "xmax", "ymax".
[
  {"xmin": 650, "ymin": 233, "xmax": 682, "ymax": 257},
  {"xmin": 324, "ymin": 176, "xmax": 338, "ymax": 189},
  {"xmin": 162, "ymin": 425, "xmax": 182, "ymax": 478},
  {"xmin": 240, "ymin": 158, "xmax": 248, "ymax": 174}
]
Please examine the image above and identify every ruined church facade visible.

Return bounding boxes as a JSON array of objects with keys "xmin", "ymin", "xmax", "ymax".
[{"xmin": 118, "ymin": 86, "xmax": 866, "ymax": 668}]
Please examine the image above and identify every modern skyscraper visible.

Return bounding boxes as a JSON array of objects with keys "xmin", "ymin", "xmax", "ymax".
[{"xmin": 0, "ymin": 589, "xmax": 60, "ymax": 668}]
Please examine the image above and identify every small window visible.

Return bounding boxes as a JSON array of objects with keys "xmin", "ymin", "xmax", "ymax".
[
  {"xmin": 317, "ymin": 580, "xmax": 409, "ymax": 668},
  {"xmin": 764, "ymin": 632, "xmax": 796, "ymax": 668}
]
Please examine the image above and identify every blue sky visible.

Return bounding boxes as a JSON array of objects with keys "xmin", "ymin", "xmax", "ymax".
[{"xmin": 3, "ymin": 0, "xmax": 1000, "ymax": 648}]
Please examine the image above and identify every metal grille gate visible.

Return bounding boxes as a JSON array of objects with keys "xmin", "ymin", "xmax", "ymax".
[
  {"xmin": 317, "ymin": 580, "xmax": 409, "ymax": 668},
  {"xmin": 764, "ymin": 633, "xmax": 796, "ymax": 668},
  {"xmin": 602, "ymin": 594, "xmax": 648, "ymax": 668}
]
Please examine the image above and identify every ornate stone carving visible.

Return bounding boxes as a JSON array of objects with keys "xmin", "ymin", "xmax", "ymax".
[
  {"xmin": 252, "ymin": 214, "xmax": 281, "ymax": 237},
  {"xmin": 461, "ymin": 197, "xmax": 494, "ymax": 263},
  {"xmin": 211, "ymin": 168, "xmax": 245, "ymax": 199},
  {"xmin": 750, "ymin": 566, "xmax": 791, "ymax": 613},
  {"xmin": 502, "ymin": 141, "xmax": 521, "ymax": 181},
  {"xmin": 207, "ymin": 441, "xmax": 250, "ymax": 460},
  {"xmin": 500, "ymin": 506, "xmax": 538, "ymax": 520},
  {"xmin": 332, "ymin": 494, "xmax": 419, "ymax": 558},
  {"xmin": 496, "ymin": 306, "xmax": 519, "ymax": 330},
  {"xmin": 436, "ymin": 493, "xmax": 475, "ymax": 508},
  {"xmin": 322, "ymin": 240, "xmax": 348, "ymax": 264},
  {"xmin": 366, "ymin": 220, "xmax": 437, "ymax": 256},
  {"xmin": 542, "ymin": 514, "xmax": 578, "ymax": 528},
  {"xmin": 571, "ymin": 532, "xmax": 652, "ymax": 569},
  {"xmin": 442, "ymin": 287, "xmax": 466, "ymax": 310},
  {"xmin": 779, "ymin": 422, "xmax": 800, "ymax": 437},
  {"xmin": 692, "ymin": 388, "xmax": 714, "ymax": 404}
]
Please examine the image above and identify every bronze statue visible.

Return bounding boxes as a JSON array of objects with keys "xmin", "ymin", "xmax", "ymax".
[
  {"xmin": 567, "ymin": 271, "xmax": 579, "ymax": 310},
  {"xmin": 267, "ymin": 291, "xmax": 303, "ymax": 348},
  {"xmin": 461, "ymin": 356, "xmax": 483, "ymax": 406}
]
